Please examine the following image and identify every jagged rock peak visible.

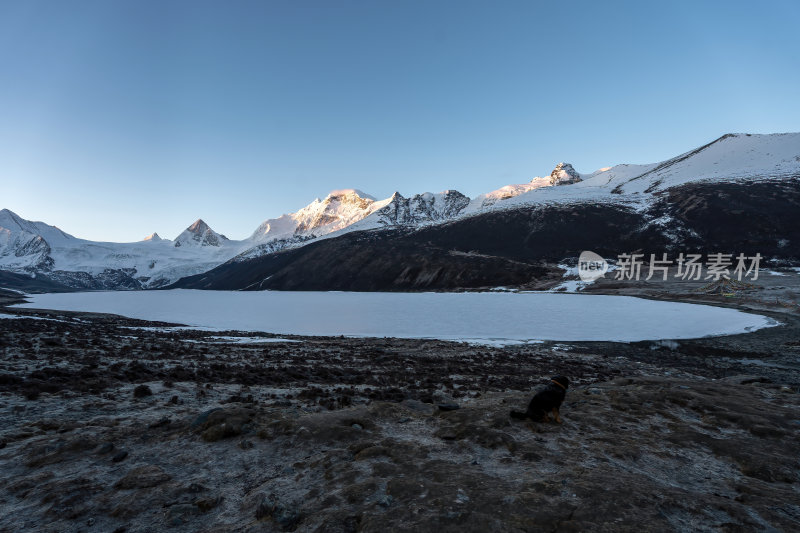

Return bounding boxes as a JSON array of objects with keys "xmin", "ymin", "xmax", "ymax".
[
  {"xmin": 549, "ymin": 163, "xmax": 582, "ymax": 185},
  {"xmin": 376, "ymin": 190, "xmax": 470, "ymax": 226},
  {"xmin": 143, "ymin": 232, "xmax": 163, "ymax": 242}
]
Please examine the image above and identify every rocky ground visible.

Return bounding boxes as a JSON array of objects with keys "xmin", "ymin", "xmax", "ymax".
[{"xmin": 0, "ymin": 286, "xmax": 799, "ymax": 532}]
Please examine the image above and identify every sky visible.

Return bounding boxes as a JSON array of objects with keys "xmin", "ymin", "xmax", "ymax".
[{"xmin": 1, "ymin": 0, "xmax": 799, "ymax": 242}]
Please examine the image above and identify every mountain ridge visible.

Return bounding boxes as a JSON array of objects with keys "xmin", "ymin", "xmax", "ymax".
[{"xmin": 2, "ymin": 132, "xmax": 799, "ymax": 291}]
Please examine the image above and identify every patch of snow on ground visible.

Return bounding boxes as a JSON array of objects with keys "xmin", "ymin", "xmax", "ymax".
[
  {"xmin": 0, "ymin": 287, "xmax": 25, "ymax": 294},
  {"xmin": 121, "ymin": 325, "xmax": 223, "ymax": 333},
  {"xmin": 0, "ymin": 313, "xmax": 67, "ymax": 322},
  {"xmin": 549, "ymin": 262, "xmax": 619, "ymax": 293},
  {"xmin": 14, "ymin": 290, "xmax": 777, "ymax": 343},
  {"xmin": 183, "ymin": 336, "xmax": 301, "ymax": 344},
  {"xmin": 763, "ymin": 270, "xmax": 788, "ymax": 276},
  {"xmin": 549, "ymin": 280, "xmax": 589, "ymax": 293},
  {"xmin": 459, "ymin": 338, "xmax": 546, "ymax": 347}
]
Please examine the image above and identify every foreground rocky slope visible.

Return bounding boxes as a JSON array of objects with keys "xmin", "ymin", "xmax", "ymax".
[{"xmin": 1, "ymin": 291, "xmax": 798, "ymax": 531}]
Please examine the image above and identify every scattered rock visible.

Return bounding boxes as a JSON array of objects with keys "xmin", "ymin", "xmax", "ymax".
[
  {"xmin": 96, "ymin": 442, "xmax": 115, "ymax": 454},
  {"xmin": 149, "ymin": 417, "xmax": 171, "ymax": 429},
  {"xmin": 355, "ymin": 445, "xmax": 390, "ymax": 460},
  {"xmin": 195, "ymin": 495, "xmax": 223, "ymax": 512},
  {"xmin": 114, "ymin": 465, "xmax": 171, "ymax": 490},
  {"xmin": 165, "ymin": 503, "xmax": 200, "ymax": 526},
  {"xmin": 112, "ymin": 450, "xmax": 129, "ymax": 462},
  {"xmin": 720, "ymin": 375, "xmax": 772, "ymax": 385},
  {"xmin": 255, "ymin": 494, "xmax": 302, "ymax": 530},
  {"xmin": 187, "ymin": 482, "xmax": 207, "ymax": 493},
  {"xmin": 401, "ymin": 399, "xmax": 435, "ymax": 415},
  {"xmin": 133, "ymin": 384, "xmax": 153, "ymax": 398},
  {"xmin": 196, "ymin": 407, "xmax": 255, "ymax": 442},
  {"xmin": 24, "ymin": 436, "xmax": 98, "ymax": 467},
  {"xmin": 432, "ymin": 391, "xmax": 456, "ymax": 404},
  {"xmin": 434, "ymin": 421, "xmax": 516, "ymax": 452},
  {"xmin": 223, "ymin": 393, "xmax": 255, "ymax": 404},
  {"xmin": 190, "ymin": 408, "xmax": 222, "ymax": 429}
]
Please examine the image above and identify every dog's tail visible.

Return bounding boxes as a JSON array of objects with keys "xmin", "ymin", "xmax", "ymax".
[{"xmin": 510, "ymin": 410, "xmax": 528, "ymax": 420}]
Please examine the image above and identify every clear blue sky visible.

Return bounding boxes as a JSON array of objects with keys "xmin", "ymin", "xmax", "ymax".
[{"xmin": 2, "ymin": 0, "xmax": 799, "ymax": 242}]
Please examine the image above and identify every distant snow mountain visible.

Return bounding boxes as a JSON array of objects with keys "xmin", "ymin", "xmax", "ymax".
[
  {"xmin": 464, "ymin": 162, "xmax": 585, "ymax": 212},
  {"xmin": 175, "ymin": 133, "xmax": 800, "ymax": 292},
  {"xmin": 463, "ymin": 133, "xmax": 800, "ymax": 216},
  {"xmin": 0, "ymin": 214, "xmax": 248, "ymax": 290},
  {"xmin": 373, "ymin": 190, "xmax": 471, "ymax": 226},
  {"xmin": 549, "ymin": 163, "xmax": 583, "ymax": 185},
  {"xmin": 2, "ymin": 132, "xmax": 799, "ymax": 291},
  {"xmin": 467, "ymin": 178, "xmax": 552, "ymax": 212},
  {"xmin": 249, "ymin": 189, "xmax": 390, "ymax": 242},
  {"xmin": 174, "ymin": 219, "xmax": 228, "ymax": 248},
  {"xmin": 0, "ymin": 208, "xmax": 71, "ymax": 272}
]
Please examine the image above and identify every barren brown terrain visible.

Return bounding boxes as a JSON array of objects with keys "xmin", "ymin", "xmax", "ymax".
[{"xmin": 0, "ymin": 280, "xmax": 799, "ymax": 532}]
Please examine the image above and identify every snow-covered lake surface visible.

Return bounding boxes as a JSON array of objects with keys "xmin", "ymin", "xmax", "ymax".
[{"xmin": 13, "ymin": 290, "xmax": 777, "ymax": 343}]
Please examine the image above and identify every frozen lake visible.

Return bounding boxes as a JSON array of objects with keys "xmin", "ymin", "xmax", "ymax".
[{"xmin": 11, "ymin": 289, "xmax": 777, "ymax": 344}]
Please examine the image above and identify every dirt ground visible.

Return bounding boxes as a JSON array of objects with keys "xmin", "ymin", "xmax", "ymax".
[{"xmin": 0, "ymin": 278, "xmax": 798, "ymax": 532}]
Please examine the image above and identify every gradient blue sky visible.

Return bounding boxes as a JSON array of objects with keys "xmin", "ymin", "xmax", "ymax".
[{"xmin": 2, "ymin": 0, "xmax": 799, "ymax": 242}]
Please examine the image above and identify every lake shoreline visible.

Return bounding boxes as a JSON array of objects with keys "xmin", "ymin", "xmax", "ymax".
[{"xmin": 12, "ymin": 289, "xmax": 777, "ymax": 343}]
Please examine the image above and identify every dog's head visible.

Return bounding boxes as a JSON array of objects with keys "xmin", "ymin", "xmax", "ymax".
[{"xmin": 551, "ymin": 376, "xmax": 570, "ymax": 389}]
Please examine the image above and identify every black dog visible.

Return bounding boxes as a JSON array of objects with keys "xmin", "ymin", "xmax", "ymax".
[{"xmin": 510, "ymin": 376, "xmax": 569, "ymax": 424}]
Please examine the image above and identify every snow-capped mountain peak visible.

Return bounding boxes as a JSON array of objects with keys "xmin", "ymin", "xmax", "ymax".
[
  {"xmin": 0, "ymin": 208, "xmax": 76, "ymax": 245},
  {"xmin": 3, "ymin": 132, "xmax": 799, "ymax": 292},
  {"xmin": 549, "ymin": 163, "xmax": 582, "ymax": 185},
  {"xmin": 188, "ymin": 219, "xmax": 210, "ymax": 233},
  {"xmin": 174, "ymin": 219, "xmax": 228, "ymax": 248},
  {"xmin": 250, "ymin": 188, "xmax": 391, "ymax": 242},
  {"xmin": 0, "ymin": 210, "xmax": 254, "ymax": 289},
  {"xmin": 327, "ymin": 188, "xmax": 376, "ymax": 201},
  {"xmin": 463, "ymin": 163, "xmax": 585, "ymax": 212},
  {"xmin": 603, "ymin": 132, "xmax": 800, "ymax": 194},
  {"xmin": 373, "ymin": 190, "xmax": 470, "ymax": 226}
]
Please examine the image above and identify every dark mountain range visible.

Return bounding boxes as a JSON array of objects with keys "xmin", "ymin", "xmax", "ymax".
[{"xmin": 171, "ymin": 178, "xmax": 800, "ymax": 291}]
